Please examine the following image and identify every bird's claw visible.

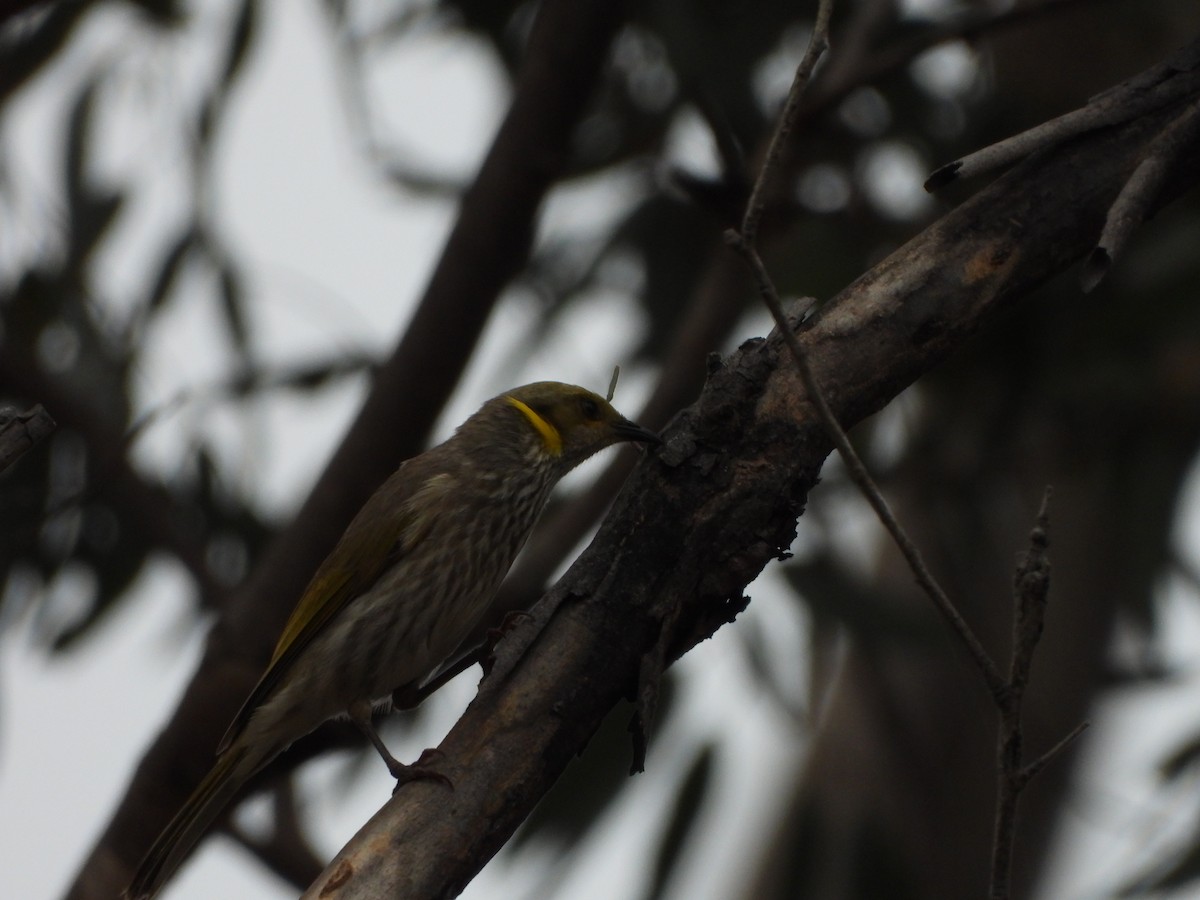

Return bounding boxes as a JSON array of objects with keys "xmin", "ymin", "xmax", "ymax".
[{"xmin": 389, "ymin": 749, "xmax": 453, "ymax": 794}]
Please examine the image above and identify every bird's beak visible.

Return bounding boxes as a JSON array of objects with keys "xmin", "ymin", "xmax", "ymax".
[{"xmin": 612, "ymin": 418, "xmax": 662, "ymax": 445}]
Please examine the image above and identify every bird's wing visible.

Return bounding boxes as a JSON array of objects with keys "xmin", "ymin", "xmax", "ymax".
[{"xmin": 217, "ymin": 467, "xmax": 452, "ymax": 753}]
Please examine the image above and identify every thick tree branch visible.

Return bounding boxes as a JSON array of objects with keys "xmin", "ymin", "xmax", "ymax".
[
  {"xmin": 65, "ymin": 1, "xmax": 631, "ymax": 896},
  {"xmin": 463, "ymin": 0, "xmax": 1100, "ymax": 651},
  {"xmin": 305, "ymin": 80, "xmax": 1200, "ymax": 899},
  {"xmin": 724, "ymin": 0, "xmax": 1006, "ymax": 698},
  {"xmin": 728, "ymin": 229, "xmax": 1006, "ymax": 700}
]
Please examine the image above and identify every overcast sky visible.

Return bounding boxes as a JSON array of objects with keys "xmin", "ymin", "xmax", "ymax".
[{"xmin": 4, "ymin": 4, "xmax": 1200, "ymax": 900}]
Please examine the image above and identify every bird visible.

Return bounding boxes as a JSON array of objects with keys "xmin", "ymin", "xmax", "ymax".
[{"xmin": 126, "ymin": 381, "xmax": 660, "ymax": 899}]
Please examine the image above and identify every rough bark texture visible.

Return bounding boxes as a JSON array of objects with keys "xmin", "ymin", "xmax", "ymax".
[{"xmin": 304, "ymin": 92, "xmax": 1200, "ymax": 898}]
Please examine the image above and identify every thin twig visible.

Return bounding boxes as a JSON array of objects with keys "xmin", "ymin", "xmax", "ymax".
[
  {"xmin": 1081, "ymin": 93, "xmax": 1200, "ymax": 292},
  {"xmin": 326, "ymin": 4, "xmax": 465, "ymax": 197},
  {"xmin": 1020, "ymin": 718, "xmax": 1089, "ymax": 785},
  {"xmin": 728, "ymin": 6, "xmax": 1110, "ymax": 897},
  {"xmin": 479, "ymin": 0, "xmax": 1074, "ymax": 655},
  {"xmin": 724, "ymin": 231, "xmax": 1007, "ymax": 699},
  {"xmin": 1008, "ymin": 487, "xmax": 1052, "ymax": 695},
  {"xmin": 989, "ymin": 488, "xmax": 1052, "ymax": 898},
  {"xmin": 727, "ymin": 0, "xmax": 1008, "ymax": 700},
  {"xmin": 986, "ymin": 490, "xmax": 1088, "ymax": 899},
  {"xmin": 725, "ymin": 0, "xmax": 1015, "ymax": 701},
  {"xmin": 740, "ymin": 0, "xmax": 833, "ymax": 246}
]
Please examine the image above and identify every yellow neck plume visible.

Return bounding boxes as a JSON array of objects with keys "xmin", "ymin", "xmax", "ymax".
[{"xmin": 505, "ymin": 396, "xmax": 563, "ymax": 455}]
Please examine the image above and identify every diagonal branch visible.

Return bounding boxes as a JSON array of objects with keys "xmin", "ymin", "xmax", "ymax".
[
  {"xmin": 304, "ymin": 76, "xmax": 1200, "ymax": 900},
  {"xmin": 726, "ymin": 0, "xmax": 1009, "ymax": 696},
  {"xmin": 455, "ymin": 0, "xmax": 1092, "ymax": 655},
  {"xmin": 728, "ymin": 10, "xmax": 1165, "ymax": 896},
  {"xmin": 725, "ymin": 229, "xmax": 1008, "ymax": 699},
  {"xmin": 740, "ymin": 0, "xmax": 833, "ymax": 246},
  {"xmin": 1081, "ymin": 92, "xmax": 1200, "ymax": 291}
]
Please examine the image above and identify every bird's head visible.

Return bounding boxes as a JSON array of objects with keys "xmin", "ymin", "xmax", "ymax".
[{"xmin": 497, "ymin": 381, "xmax": 660, "ymax": 470}]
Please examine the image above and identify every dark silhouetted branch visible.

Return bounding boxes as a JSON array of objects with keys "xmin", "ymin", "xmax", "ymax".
[{"xmin": 304, "ymin": 75, "xmax": 1200, "ymax": 899}]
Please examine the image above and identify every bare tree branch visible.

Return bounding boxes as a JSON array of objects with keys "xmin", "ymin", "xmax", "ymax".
[
  {"xmin": 727, "ymin": 0, "xmax": 1007, "ymax": 695},
  {"xmin": 988, "ymin": 489, "xmax": 1081, "ymax": 900},
  {"xmin": 1082, "ymin": 93, "xmax": 1200, "ymax": 291},
  {"xmin": 462, "ymin": 0, "xmax": 1100, "ymax": 657},
  {"xmin": 304, "ymin": 77, "xmax": 1200, "ymax": 899},
  {"xmin": 926, "ymin": 37, "xmax": 1200, "ymax": 191},
  {"xmin": 740, "ymin": 0, "xmax": 833, "ymax": 246},
  {"xmin": 732, "ymin": 13, "xmax": 1183, "ymax": 894}
]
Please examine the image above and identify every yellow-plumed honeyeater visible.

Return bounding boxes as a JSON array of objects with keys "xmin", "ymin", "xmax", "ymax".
[{"xmin": 127, "ymin": 382, "xmax": 659, "ymax": 899}]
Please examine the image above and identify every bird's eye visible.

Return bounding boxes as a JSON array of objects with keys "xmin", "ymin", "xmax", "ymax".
[{"xmin": 580, "ymin": 397, "xmax": 600, "ymax": 419}]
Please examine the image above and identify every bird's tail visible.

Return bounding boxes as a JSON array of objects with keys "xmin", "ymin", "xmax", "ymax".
[{"xmin": 124, "ymin": 741, "xmax": 263, "ymax": 900}]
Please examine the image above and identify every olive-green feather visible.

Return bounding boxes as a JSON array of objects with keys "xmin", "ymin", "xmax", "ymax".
[
  {"xmin": 217, "ymin": 466, "xmax": 453, "ymax": 753},
  {"xmin": 126, "ymin": 382, "xmax": 659, "ymax": 900}
]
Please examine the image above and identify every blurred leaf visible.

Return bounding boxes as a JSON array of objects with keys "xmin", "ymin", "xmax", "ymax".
[
  {"xmin": 196, "ymin": 443, "xmax": 219, "ymax": 512},
  {"xmin": 195, "ymin": 0, "xmax": 259, "ymax": 157},
  {"xmin": 196, "ymin": 91, "xmax": 218, "ymax": 148},
  {"xmin": 442, "ymin": 0, "xmax": 527, "ymax": 71},
  {"xmin": 644, "ymin": 743, "xmax": 715, "ymax": 900},
  {"xmin": 145, "ymin": 227, "xmax": 198, "ymax": 313},
  {"xmin": 3, "ymin": 269, "xmax": 62, "ymax": 346},
  {"xmin": 322, "ymin": 0, "xmax": 347, "ymax": 25},
  {"xmin": 52, "ymin": 532, "xmax": 145, "ymax": 651},
  {"xmin": 734, "ymin": 602, "xmax": 807, "ymax": 724},
  {"xmin": 212, "ymin": 356, "xmax": 376, "ymax": 402},
  {"xmin": 64, "ymin": 75, "xmax": 99, "ymax": 211},
  {"xmin": 1098, "ymin": 656, "xmax": 1179, "ymax": 689},
  {"xmin": 0, "ymin": 431, "xmax": 52, "ymax": 623},
  {"xmin": 72, "ymin": 190, "xmax": 124, "ymax": 270},
  {"xmin": 782, "ymin": 556, "xmax": 938, "ymax": 647},
  {"xmin": 1160, "ymin": 732, "xmax": 1200, "ymax": 782},
  {"xmin": 190, "ymin": 443, "xmax": 270, "ymax": 594},
  {"xmin": 62, "ymin": 76, "xmax": 125, "ymax": 274},
  {"xmin": 641, "ymin": 0, "xmax": 789, "ymax": 149},
  {"xmin": 1121, "ymin": 825, "xmax": 1200, "ymax": 897},
  {"xmin": 221, "ymin": 0, "xmax": 259, "ymax": 88},
  {"xmin": 217, "ymin": 257, "xmax": 250, "ymax": 353},
  {"xmin": 513, "ymin": 191, "xmax": 723, "ymax": 369},
  {"xmin": 0, "ymin": 2, "xmax": 90, "ymax": 106},
  {"xmin": 615, "ymin": 194, "xmax": 724, "ymax": 361},
  {"xmin": 127, "ymin": 0, "xmax": 186, "ymax": 26},
  {"xmin": 250, "ymin": 355, "xmax": 375, "ymax": 394}
]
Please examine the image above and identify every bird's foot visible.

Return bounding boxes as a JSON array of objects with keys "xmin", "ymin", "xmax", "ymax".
[{"xmin": 390, "ymin": 748, "xmax": 453, "ymax": 794}]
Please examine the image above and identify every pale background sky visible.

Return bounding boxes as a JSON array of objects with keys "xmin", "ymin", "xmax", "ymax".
[{"xmin": 3, "ymin": 3, "xmax": 1200, "ymax": 899}]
